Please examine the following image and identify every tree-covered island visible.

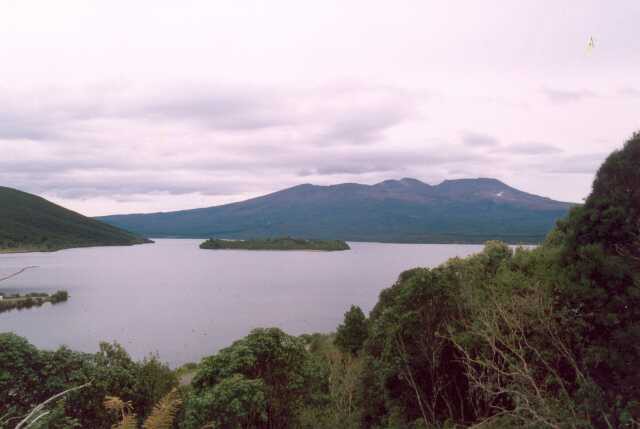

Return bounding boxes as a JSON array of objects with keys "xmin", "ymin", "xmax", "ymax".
[{"xmin": 199, "ymin": 237, "xmax": 351, "ymax": 251}]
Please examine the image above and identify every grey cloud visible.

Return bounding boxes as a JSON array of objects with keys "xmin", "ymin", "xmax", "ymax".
[
  {"xmin": 0, "ymin": 83, "xmax": 416, "ymax": 145},
  {"xmin": 0, "ymin": 137, "xmax": 481, "ymax": 200},
  {"xmin": 543, "ymin": 88, "xmax": 598, "ymax": 104},
  {"xmin": 543, "ymin": 153, "xmax": 608, "ymax": 174},
  {"xmin": 318, "ymin": 90, "xmax": 416, "ymax": 145},
  {"xmin": 618, "ymin": 87, "xmax": 640, "ymax": 98},
  {"xmin": 2, "ymin": 172, "xmax": 249, "ymax": 200},
  {"xmin": 0, "ymin": 158, "xmax": 117, "ymax": 174},
  {"xmin": 132, "ymin": 86, "xmax": 291, "ymax": 130},
  {"xmin": 499, "ymin": 142, "xmax": 563, "ymax": 155},
  {"xmin": 462, "ymin": 132, "xmax": 499, "ymax": 147},
  {"xmin": 313, "ymin": 163, "xmax": 396, "ymax": 176},
  {"xmin": 0, "ymin": 86, "xmax": 115, "ymax": 140},
  {"xmin": 0, "ymin": 111, "xmax": 57, "ymax": 140},
  {"xmin": 320, "ymin": 109, "xmax": 409, "ymax": 145},
  {"xmin": 298, "ymin": 150, "xmax": 481, "ymax": 177}
]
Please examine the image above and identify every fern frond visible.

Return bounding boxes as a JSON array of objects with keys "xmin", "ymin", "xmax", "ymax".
[
  {"xmin": 105, "ymin": 395, "xmax": 137, "ymax": 428},
  {"xmin": 113, "ymin": 414, "xmax": 138, "ymax": 429},
  {"xmin": 104, "ymin": 396, "xmax": 126, "ymax": 413},
  {"xmin": 142, "ymin": 388, "xmax": 182, "ymax": 429}
]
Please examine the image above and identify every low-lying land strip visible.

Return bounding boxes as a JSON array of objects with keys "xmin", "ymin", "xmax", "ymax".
[
  {"xmin": 0, "ymin": 290, "xmax": 69, "ymax": 313},
  {"xmin": 200, "ymin": 237, "xmax": 351, "ymax": 251}
]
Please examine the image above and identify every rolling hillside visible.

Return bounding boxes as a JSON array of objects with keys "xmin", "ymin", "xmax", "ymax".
[
  {"xmin": 0, "ymin": 186, "xmax": 151, "ymax": 252},
  {"xmin": 98, "ymin": 178, "xmax": 573, "ymax": 244}
]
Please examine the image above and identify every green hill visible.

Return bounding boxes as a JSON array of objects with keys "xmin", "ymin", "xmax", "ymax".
[{"xmin": 0, "ymin": 186, "xmax": 151, "ymax": 252}]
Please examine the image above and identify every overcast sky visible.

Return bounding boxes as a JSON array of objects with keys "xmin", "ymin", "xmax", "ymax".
[{"xmin": 1, "ymin": 1, "xmax": 639, "ymax": 215}]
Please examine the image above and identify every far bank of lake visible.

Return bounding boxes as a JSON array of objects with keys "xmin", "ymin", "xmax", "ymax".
[{"xmin": 0, "ymin": 239, "xmax": 485, "ymax": 366}]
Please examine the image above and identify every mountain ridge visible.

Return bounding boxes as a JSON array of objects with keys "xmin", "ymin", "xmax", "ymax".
[{"xmin": 97, "ymin": 178, "xmax": 573, "ymax": 244}]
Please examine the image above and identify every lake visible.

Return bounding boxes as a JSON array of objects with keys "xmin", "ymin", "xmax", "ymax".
[{"xmin": 0, "ymin": 239, "xmax": 485, "ymax": 367}]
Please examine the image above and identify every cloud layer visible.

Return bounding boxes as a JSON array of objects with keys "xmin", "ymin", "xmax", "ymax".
[{"xmin": 1, "ymin": 1, "xmax": 639, "ymax": 215}]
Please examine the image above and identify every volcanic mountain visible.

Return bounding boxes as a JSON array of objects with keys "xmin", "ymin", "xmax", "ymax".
[{"xmin": 97, "ymin": 178, "xmax": 573, "ymax": 244}]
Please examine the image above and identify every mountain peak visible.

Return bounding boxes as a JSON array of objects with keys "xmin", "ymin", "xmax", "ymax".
[
  {"xmin": 400, "ymin": 177, "xmax": 427, "ymax": 186},
  {"xmin": 439, "ymin": 177, "xmax": 507, "ymax": 187},
  {"xmin": 374, "ymin": 178, "xmax": 428, "ymax": 188}
]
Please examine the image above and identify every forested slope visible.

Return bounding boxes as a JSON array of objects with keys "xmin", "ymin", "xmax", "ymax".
[{"xmin": 0, "ymin": 186, "xmax": 150, "ymax": 252}]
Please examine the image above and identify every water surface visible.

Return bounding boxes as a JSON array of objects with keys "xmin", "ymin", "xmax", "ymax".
[{"xmin": 0, "ymin": 239, "xmax": 484, "ymax": 366}]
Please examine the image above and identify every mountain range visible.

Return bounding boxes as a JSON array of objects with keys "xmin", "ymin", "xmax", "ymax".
[
  {"xmin": 98, "ymin": 178, "xmax": 573, "ymax": 244},
  {"xmin": 0, "ymin": 186, "xmax": 150, "ymax": 252}
]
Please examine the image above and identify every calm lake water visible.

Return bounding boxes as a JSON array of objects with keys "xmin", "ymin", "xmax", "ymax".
[{"xmin": 0, "ymin": 239, "xmax": 484, "ymax": 367}]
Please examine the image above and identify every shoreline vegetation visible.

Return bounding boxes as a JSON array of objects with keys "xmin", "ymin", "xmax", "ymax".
[
  {"xmin": 0, "ymin": 290, "xmax": 69, "ymax": 313},
  {"xmin": 0, "ymin": 240, "xmax": 153, "ymax": 254},
  {"xmin": 0, "ymin": 266, "xmax": 70, "ymax": 314},
  {"xmin": 199, "ymin": 237, "xmax": 351, "ymax": 251}
]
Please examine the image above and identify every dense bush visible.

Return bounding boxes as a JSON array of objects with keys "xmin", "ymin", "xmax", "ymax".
[
  {"xmin": 49, "ymin": 290, "xmax": 69, "ymax": 304},
  {"xmin": 353, "ymin": 133, "xmax": 640, "ymax": 428},
  {"xmin": 550, "ymin": 132, "xmax": 640, "ymax": 425},
  {"xmin": 0, "ymin": 334, "xmax": 177, "ymax": 428},
  {"xmin": 335, "ymin": 305, "xmax": 368, "ymax": 356},
  {"xmin": 184, "ymin": 328, "xmax": 316, "ymax": 428}
]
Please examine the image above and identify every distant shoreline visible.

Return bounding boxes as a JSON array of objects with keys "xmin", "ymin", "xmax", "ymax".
[
  {"xmin": 0, "ymin": 240, "xmax": 154, "ymax": 255},
  {"xmin": 149, "ymin": 236, "xmax": 545, "ymax": 245}
]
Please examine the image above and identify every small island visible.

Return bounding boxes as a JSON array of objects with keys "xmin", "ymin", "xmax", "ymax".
[
  {"xmin": 199, "ymin": 237, "xmax": 351, "ymax": 251},
  {"xmin": 0, "ymin": 290, "xmax": 69, "ymax": 313}
]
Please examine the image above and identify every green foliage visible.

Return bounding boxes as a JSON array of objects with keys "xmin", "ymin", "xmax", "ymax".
[
  {"xmin": 184, "ymin": 374, "xmax": 267, "ymax": 428},
  {"xmin": 550, "ymin": 133, "xmax": 640, "ymax": 425},
  {"xmin": 0, "ymin": 333, "xmax": 43, "ymax": 418},
  {"xmin": 200, "ymin": 237, "xmax": 350, "ymax": 251},
  {"xmin": 354, "ymin": 133, "xmax": 640, "ymax": 428},
  {"xmin": 104, "ymin": 388, "xmax": 182, "ymax": 429},
  {"xmin": 335, "ymin": 305, "xmax": 369, "ymax": 356},
  {"xmin": 185, "ymin": 328, "xmax": 313, "ymax": 428},
  {"xmin": 0, "ymin": 334, "xmax": 177, "ymax": 429},
  {"xmin": 359, "ymin": 248, "xmax": 502, "ymax": 428},
  {"xmin": 30, "ymin": 400, "xmax": 82, "ymax": 428},
  {"xmin": 49, "ymin": 290, "xmax": 69, "ymax": 304},
  {"xmin": 0, "ymin": 186, "xmax": 150, "ymax": 252},
  {"xmin": 297, "ymin": 334, "xmax": 363, "ymax": 429}
]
